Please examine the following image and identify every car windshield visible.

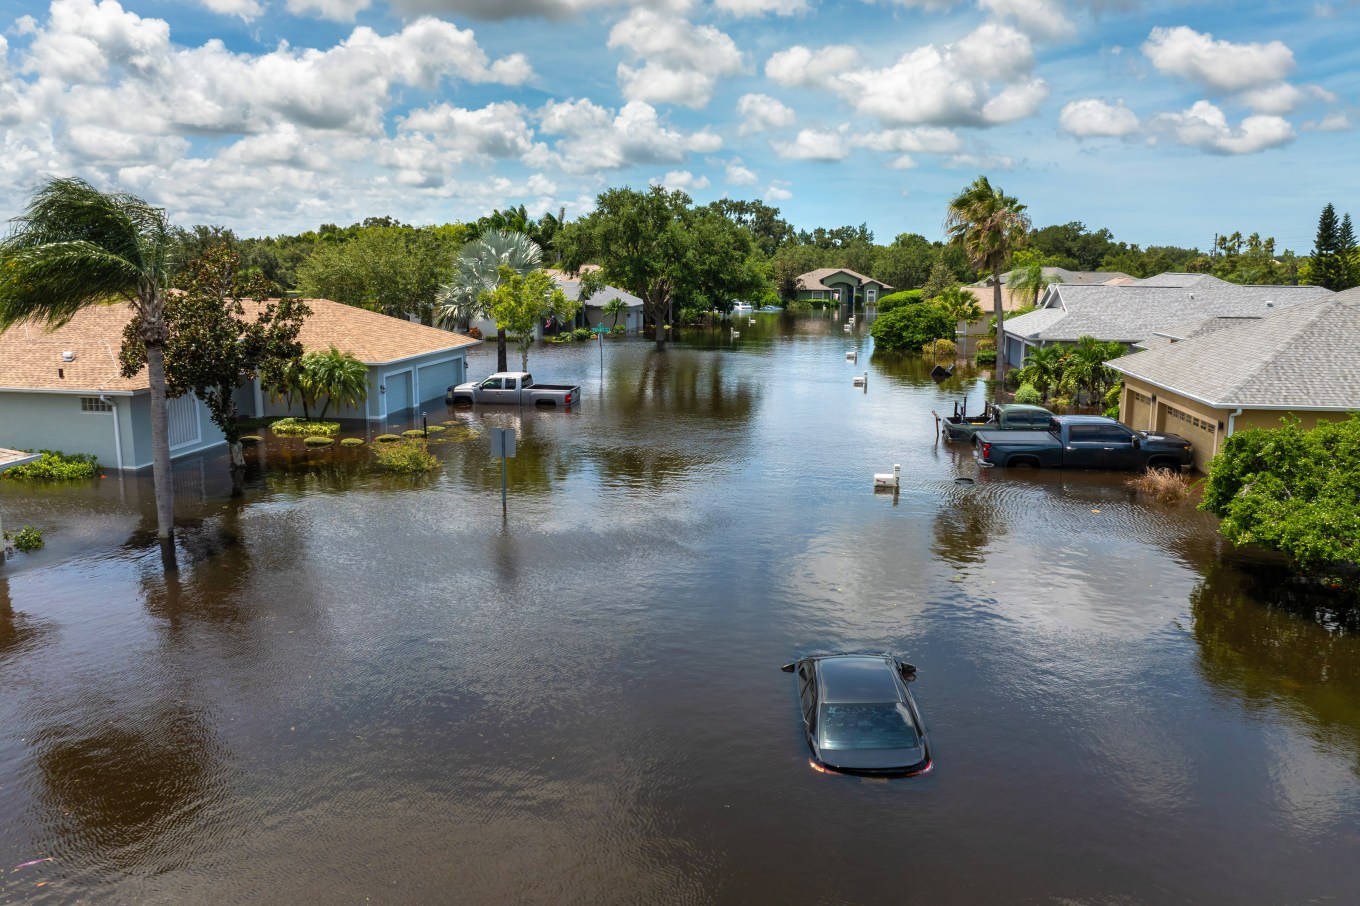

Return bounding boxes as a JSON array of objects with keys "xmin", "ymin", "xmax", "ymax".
[{"xmin": 818, "ymin": 702, "xmax": 920, "ymax": 750}]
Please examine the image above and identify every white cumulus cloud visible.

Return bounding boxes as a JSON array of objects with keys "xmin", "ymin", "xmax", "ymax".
[
  {"xmin": 1150, "ymin": 100, "xmax": 1295, "ymax": 154},
  {"xmin": 764, "ymin": 179, "xmax": 792, "ymax": 201},
  {"xmin": 724, "ymin": 157, "xmax": 759, "ymax": 184},
  {"xmin": 714, "ymin": 0, "xmax": 808, "ymax": 15},
  {"xmin": 286, "ymin": 0, "xmax": 373, "ymax": 20},
  {"xmin": 1142, "ymin": 26, "xmax": 1295, "ymax": 93},
  {"xmin": 764, "ymin": 44, "xmax": 857, "ymax": 89},
  {"xmin": 978, "ymin": 0, "xmax": 1075, "ymax": 41},
  {"xmin": 771, "ymin": 128, "xmax": 848, "ymax": 161},
  {"xmin": 1059, "ymin": 98, "xmax": 1139, "ymax": 136},
  {"xmin": 609, "ymin": 9, "xmax": 743, "ymax": 108},
  {"xmin": 200, "ymin": 0, "xmax": 266, "ymax": 19},
  {"xmin": 537, "ymin": 98, "xmax": 722, "ymax": 172},
  {"xmin": 391, "ymin": 0, "xmax": 694, "ymax": 20},
  {"xmin": 736, "ymin": 93, "xmax": 795, "ymax": 135},
  {"xmin": 651, "ymin": 169, "xmax": 711, "ymax": 191}
]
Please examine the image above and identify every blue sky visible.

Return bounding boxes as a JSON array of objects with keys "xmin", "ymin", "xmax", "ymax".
[{"xmin": 2, "ymin": 0, "xmax": 1357, "ymax": 251}]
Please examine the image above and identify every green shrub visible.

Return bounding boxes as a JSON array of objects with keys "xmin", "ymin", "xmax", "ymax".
[
  {"xmin": 975, "ymin": 349, "xmax": 998, "ymax": 365},
  {"xmin": 976, "ymin": 337, "xmax": 996, "ymax": 352},
  {"xmin": 1103, "ymin": 382, "xmax": 1123, "ymax": 419},
  {"xmin": 869, "ymin": 304, "xmax": 954, "ymax": 353},
  {"xmin": 425, "ymin": 425, "xmax": 446, "ymax": 433},
  {"xmin": 1201, "ymin": 415, "xmax": 1360, "ymax": 574},
  {"xmin": 339, "ymin": 437, "xmax": 365, "ymax": 447},
  {"xmin": 375, "ymin": 434, "xmax": 401, "ymax": 443},
  {"xmin": 611, "ymin": 325, "xmax": 626, "ymax": 334},
  {"xmin": 572, "ymin": 327, "xmax": 593, "ymax": 341},
  {"xmin": 922, "ymin": 338, "xmax": 957, "ymax": 358},
  {"xmin": 4, "ymin": 526, "xmax": 44, "ymax": 552},
  {"xmin": 303, "ymin": 436, "xmax": 334, "ymax": 447},
  {"xmin": 1014, "ymin": 383, "xmax": 1043, "ymax": 405},
  {"xmin": 271, "ymin": 418, "xmax": 339, "ymax": 437},
  {"xmin": 373, "ymin": 439, "xmax": 439, "ymax": 473},
  {"xmin": 787, "ymin": 299, "xmax": 813, "ymax": 312},
  {"xmin": 402, "ymin": 429, "xmax": 426, "ymax": 438},
  {"xmin": 239, "ymin": 435, "xmax": 263, "ymax": 445},
  {"xmin": 1050, "ymin": 396, "xmax": 1073, "ymax": 411},
  {"xmin": 877, "ymin": 290, "xmax": 924, "ymax": 313},
  {"xmin": 1, "ymin": 450, "xmax": 99, "ymax": 481}
]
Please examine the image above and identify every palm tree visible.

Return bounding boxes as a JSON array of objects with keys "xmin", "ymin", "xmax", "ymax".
[
  {"xmin": 436, "ymin": 229, "xmax": 542, "ymax": 372},
  {"xmin": 0, "ymin": 177, "xmax": 178, "ymax": 540},
  {"xmin": 1008, "ymin": 261, "xmax": 1062, "ymax": 309},
  {"xmin": 944, "ymin": 176, "xmax": 1032, "ymax": 385},
  {"xmin": 304, "ymin": 346, "xmax": 368, "ymax": 419},
  {"xmin": 603, "ymin": 296, "xmax": 628, "ymax": 329},
  {"xmin": 933, "ymin": 284, "xmax": 984, "ymax": 325},
  {"xmin": 1061, "ymin": 336, "xmax": 1127, "ymax": 404},
  {"xmin": 1016, "ymin": 345, "xmax": 1068, "ymax": 400}
]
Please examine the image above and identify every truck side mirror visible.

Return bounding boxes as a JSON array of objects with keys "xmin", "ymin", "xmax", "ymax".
[
  {"xmin": 1131, "ymin": 436, "xmax": 1142, "ymax": 448},
  {"xmin": 780, "ymin": 662, "xmax": 796, "ymax": 673}
]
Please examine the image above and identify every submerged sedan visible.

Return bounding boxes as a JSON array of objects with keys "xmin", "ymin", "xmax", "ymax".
[{"xmin": 781, "ymin": 654, "xmax": 932, "ymax": 776}]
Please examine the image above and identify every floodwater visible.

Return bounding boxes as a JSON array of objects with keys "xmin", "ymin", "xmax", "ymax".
[{"xmin": 3, "ymin": 312, "xmax": 1360, "ymax": 903}]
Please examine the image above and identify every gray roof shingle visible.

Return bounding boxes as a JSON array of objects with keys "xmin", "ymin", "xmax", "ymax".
[
  {"xmin": 1108, "ymin": 289, "xmax": 1360, "ymax": 409},
  {"xmin": 1004, "ymin": 278, "xmax": 1332, "ymax": 344}
]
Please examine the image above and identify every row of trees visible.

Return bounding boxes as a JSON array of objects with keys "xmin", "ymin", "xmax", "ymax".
[
  {"xmin": 1307, "ymin": 203, "xmax": 1359, "ymax": 291},
  {"xmin": 1012, "ymin": 337, "xmax": 1127, "ymax": 409}
]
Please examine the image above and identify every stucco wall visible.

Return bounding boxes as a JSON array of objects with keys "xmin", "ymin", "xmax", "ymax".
[{"xmin": 0, "ymin": 391, "xmax": 127, "ymax": 468}]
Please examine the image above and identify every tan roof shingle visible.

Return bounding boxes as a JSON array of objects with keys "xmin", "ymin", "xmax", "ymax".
[{"xmin": 0, "ymin": 298, "xmax": 478, "ymax": 393}]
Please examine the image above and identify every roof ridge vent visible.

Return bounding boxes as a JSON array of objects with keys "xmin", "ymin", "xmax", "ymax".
[{"xmin": 61, "ymin": 350, "xmax": 76, "ymax": 362}]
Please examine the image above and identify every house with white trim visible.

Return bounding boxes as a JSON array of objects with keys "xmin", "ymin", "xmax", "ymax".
[
  {"xmin": 1000, "ymin": 273, "xmax": 1333, "ymax": 369},
  {"xmin": 1107, "ymin": 287, "xmax": 1360, "ymax": 472},
  {"xmin": 0, "ymin": 299, "xmax": 479, "ymax": 471}
]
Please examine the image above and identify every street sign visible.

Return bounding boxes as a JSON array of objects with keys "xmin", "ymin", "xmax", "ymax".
[
  {"xmin": 491, "ymin": 427, "xmax": 517, "ymax": 459},
  {"xmin": 591, "ymin": 326, "xmax": 609, "ymax": 334}
]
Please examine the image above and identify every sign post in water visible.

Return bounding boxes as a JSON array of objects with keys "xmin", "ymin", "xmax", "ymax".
[{"xmin": 491, "ymin": 427, "xmax": 517, "ymax": 511}]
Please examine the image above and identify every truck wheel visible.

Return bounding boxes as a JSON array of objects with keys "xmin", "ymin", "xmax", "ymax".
[
  {"xmin": 535, "ymin": 400, "xmax": 556, "ymax": 408},
  {"xmin": 452, "ymin": 396, "xmax": 472, "ymax": 406},
  {"xmin": 1011, "ymin": 457, "xmax": 1040, "ymax": 469}
]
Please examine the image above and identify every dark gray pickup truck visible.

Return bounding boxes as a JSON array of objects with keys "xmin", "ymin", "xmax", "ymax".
[
  {"xmin": 941, "ymin": 403, "xmax": 1054, "ymax": 442},
  {"xmin": 974, "ymin": 415, "xmax": 1193, "ymax": 471}
]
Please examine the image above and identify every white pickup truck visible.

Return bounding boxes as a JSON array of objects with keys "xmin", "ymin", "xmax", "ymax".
[{"xmin": 446, "ymin": 372, "xmax": 581, "ymax": 408}]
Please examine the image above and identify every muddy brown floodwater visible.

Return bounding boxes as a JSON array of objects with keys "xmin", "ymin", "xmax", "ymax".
[{"xmin": 3, "ymin": 313, "xmax": 1360, "ymax": 903}]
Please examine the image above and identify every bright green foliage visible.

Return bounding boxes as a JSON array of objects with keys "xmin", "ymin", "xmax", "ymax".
[
  {"xmin": 1201, "ymin": 416, "xmax": 1360, "ymax": 574},
  {"xmin": 296, "ymin": 225, "xmax": 452, "ymax": 321},
  {"xmin": 877, "ymin": 289, "xmax": 923, "ymax": 312},
  {"xmin": 932, "ymin": 285, "xmax": 984, "ymax": 324},
  {"xmin": 373, "ymin": 439, "xmax": 439, "ymax": 473},
  {"xmin": 340, "ymin": 437, "xmax": 366, "ymax": 446},
  {"xmin": 375, "ymin": 434, "xmax": 401, "ymax": 443},
  {"xmin": 437, "ymin": 229, "xmax": 543, "ymax": 371},
  {"xmin": 557, "ymin": 186, "xmax": 765, "ymax": 347},
  {"xmin": 1014, "ymin": 383, "xmax": 1042, "ymax": 405},
  {"xmin": 271, "ymin": 418, "xmax": 339, "ymax": 437},
  {"xmin": 975, "ymin": 349, "xmax": 997, "ymax": 365},
  {"xmin": 120, "ymin": 245, "xmax": 308, "ymax": 460},
  {"xmin": 870, "ymin": 304, "xmax": 954, "ymax": 352},
  {"xmin": 919, "ymin": 261, "xmax": 957, "ymax": 301},
  {"xmin": 1, "ymin": 450, "xmax": 99, "ymax": 481},
  {"xmin": 485, "ymin": 267, "xmax": 578, "ymax": 371},
  {"xmin": 602, "ymin": 297, "xmax": 629, "ymax": 327},
  {"xmin": 466, "ymin": 205, "xmax": 564, "ymax": 261},
  {"xmin": 1015, "ymin": 345, "xmax": 1068, "ymax": 399},
  {"xmin": 1103, "ymin": 382, "xmax": 1123, "ymax": 418},
  {"xmin": 922, "ymin": 338, "xmax": 957, "ymax": 357},
  {"xmin": 302, "ymin": 436, "xmax": 334, "ymax": 447},
  {"xmin": 300, "ymin": 346, "xmax": 368, "ymax": 419},
  {"xmin": 4, "ymin": 526, "xmax": 44, "ymax": 552},
  {"xmin": 1188, "ymin": 231, "xmax": 1300, "ymax": 285},
  {"xmin": 787, "ymin": 299, "xmax": 813, "ymax": 312},
  {"xmin": 1014, "ymin": 337, "xmax": 1125, "ymax": 403}
]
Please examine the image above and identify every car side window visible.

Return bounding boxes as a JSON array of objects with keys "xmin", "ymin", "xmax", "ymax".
[
  {"xmin": 1068, "ymin": 425, "xmax": 1099, "ymax": 443},
  {"xmin": 797, "ymin": 664, "xmax": 816, "ymax": 722},
  {"xmin": 1097, "ymin": 424, "xmax": 1134, "ymax": 443},
  {"xmin": 481, "ymin": 378, "xmax": 502, "ymax": 390}
]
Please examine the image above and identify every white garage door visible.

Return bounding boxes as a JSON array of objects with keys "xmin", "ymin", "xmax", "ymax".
[
  {"xmin": 417, "ymin": 359, "xmax": 461, "ymax": 405},
  {"xmin": 385, "ymin": 370, "xmax": 412, "ymax": 416}
]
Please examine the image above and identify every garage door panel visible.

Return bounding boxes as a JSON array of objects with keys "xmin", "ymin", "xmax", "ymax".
[
  {"xmin": 417, "ymin": 360, "xmax": 459, "ymax": 404},
  {"xmin": 385, "ymin": 371, "xmax": 412, "ymax": 416}
]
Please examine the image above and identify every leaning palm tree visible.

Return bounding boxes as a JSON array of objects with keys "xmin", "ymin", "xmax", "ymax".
[
  {"xmin": 0, "ymin": 177, "xmax": 178, "ymax": 540},
  {"xmin": 944, "ymin": 176, "xmax": 1031, "ymax": 386},
  {"xmin": 436, "ymin": 229, "xmax": 542, "ymax": 372},
  {"xmin": 1017, "ymin": 344, "xmax": 1068, "ymax": 401},
  {"xmin": 304, "ymin": 346, "xmax": 368, "ymax": 419}
]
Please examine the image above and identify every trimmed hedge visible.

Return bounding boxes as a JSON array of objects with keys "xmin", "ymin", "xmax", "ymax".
[
  {"xmin": 340, "ymin": 437, "xmax": 366, "ymax": 447},
  {"xmin": 303, "ymin": 436, "xmax": 335, "ymax": 447},
  {"xmin": 375, "ymin": 434, "xmax": 401, "ymax": 443},
  {"xmin": 402, "ymin": 429, "xmax": 426, "ymax": 438},
  {"xmin": 271, "ymin": 418, "xmax": 340, "ymax": 437}
]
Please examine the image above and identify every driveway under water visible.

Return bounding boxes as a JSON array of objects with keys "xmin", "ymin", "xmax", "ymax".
[{"xmin": 3, "ymin": 313, "xmax": 1359, "ymax": 903}]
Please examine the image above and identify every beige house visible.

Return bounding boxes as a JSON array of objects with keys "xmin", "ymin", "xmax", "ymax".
[{"xmin": 1107, "ymin": 288, "xmax": 1360, "ymax": 472}]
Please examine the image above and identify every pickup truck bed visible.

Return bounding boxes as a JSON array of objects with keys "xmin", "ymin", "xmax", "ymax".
[{"xmin": 447, "ymin": 371, "xmax": 580, "ymax": 408}]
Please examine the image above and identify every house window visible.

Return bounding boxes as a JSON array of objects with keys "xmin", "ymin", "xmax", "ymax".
[
  {"xmin": 867, "ymin": 287, "xmax": 877, "ymax": 303},
  {"xmin": 80, "ymin": 397, "xmax": 112, "ymax": 413}
]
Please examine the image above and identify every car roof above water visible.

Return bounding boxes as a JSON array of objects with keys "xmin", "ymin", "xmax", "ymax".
[{"xmin": 817, "ymin": 656, "xmax": 901, "ymax": 703}]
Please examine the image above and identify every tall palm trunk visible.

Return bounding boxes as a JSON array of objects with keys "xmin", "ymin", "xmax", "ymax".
[
  {"xmin": 497, "ymin": 328, "xmax": 509, "ymax": 372},
  {"xmin": 992, "ymin": 266, "xmax": 1007, "ymax": 386},
  {"xmin": 145, "ymin": 343, "xmax": 176, "ymax": 540}
]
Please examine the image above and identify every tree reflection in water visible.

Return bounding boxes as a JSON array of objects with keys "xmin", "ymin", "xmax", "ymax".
[
  {"xmin": 0, "ymin": 571, "xmax": 53, "ymax": 661},
  {"xmin": 32, "ymin": 697, "xmax": 225, "ymax": 874},
  {"xmin": 1191, "ymin": 562, "xmax": 1360, "ymax": 772}
]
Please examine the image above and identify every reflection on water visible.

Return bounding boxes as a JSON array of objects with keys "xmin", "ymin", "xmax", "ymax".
[{"xmin": 2, "ymin": 314, "xmax": 1360, "ymax": 902}]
